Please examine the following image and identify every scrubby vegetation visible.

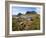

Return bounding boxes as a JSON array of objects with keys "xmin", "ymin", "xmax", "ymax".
[{"xmin": 12, "ymin": 11, "xmax": 40, "ymax": 31}]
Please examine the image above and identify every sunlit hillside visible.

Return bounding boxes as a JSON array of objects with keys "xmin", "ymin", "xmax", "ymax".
[{"xmin": 12, "ymin": 14, "xmax": 40, "ymax": 31}]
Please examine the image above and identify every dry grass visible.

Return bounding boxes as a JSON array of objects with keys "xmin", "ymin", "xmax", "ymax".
[{"xmin": 12, "ymin": 14, "xmax": 40, "ymax": 31}]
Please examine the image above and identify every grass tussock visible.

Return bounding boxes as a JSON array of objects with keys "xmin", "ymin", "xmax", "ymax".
[{"xmin": 12, "ymin": 14, "xmax": 40, "ymax": 31}]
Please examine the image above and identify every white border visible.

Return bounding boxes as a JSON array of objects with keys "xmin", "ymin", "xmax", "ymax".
[{"xmin": 9, "ymin": 4, "xmax": 43, "ymax": 34}]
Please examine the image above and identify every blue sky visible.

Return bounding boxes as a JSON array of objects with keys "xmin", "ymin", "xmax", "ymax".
[{"xmin": 12, "ymin": 6, "xmax": 40, "ymax": 15}]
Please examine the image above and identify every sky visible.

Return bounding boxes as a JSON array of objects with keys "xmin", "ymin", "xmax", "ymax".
[{"xmin": 12, "ymin": 6, "xmax": 40, "ymax": 15}]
